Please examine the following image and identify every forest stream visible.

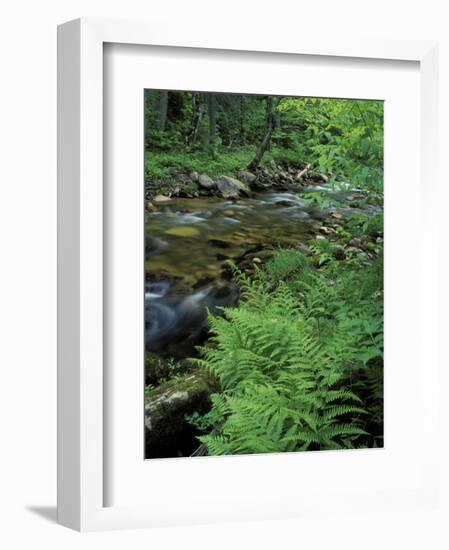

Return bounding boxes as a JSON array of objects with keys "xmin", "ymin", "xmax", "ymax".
[
  {"xmin": 144, "ymin": 183, "xmax": 382, "ymax": 458},
  {"xmin": 143, "ymin": 91, "xmax": 384, "ymax": 460},
  {"xmin": 145, "ymin": 185, "xmax": 380, "ymax": 360}
]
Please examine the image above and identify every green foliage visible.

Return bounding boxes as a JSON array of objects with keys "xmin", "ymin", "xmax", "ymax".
[
  {"xmin": 144, "ymin": 91, "xmax": 383, "ymax": 193},
  {"xmin": 165, "ymin": 358, "xmax": 185, "ymax": 380},
  {"xmin": 145, "ymin": 353, "xmax": 186, "ymax": 385},
  {"xmin": 309, "ymin": 238, "xmax": 336, "ymax": 266},
  {"xmin": 184, "ymin": 410, "xmax": 214, "ymax": 433},
  {"xmin": 278, "ymin": 97, "xmax": 383, "ymax": 191},
  {"xmin": 302, "ymin": 191, "xmax": 337, "ymax": 210},
  {"xmin": 144, "ymin": 89, "xmax": 384, "ymax": 457},
  {"xmin": 265, "ymin": 144, "xmax": 307, "ymax": 167},
  {"xmin": 362, "ymin": 212, "xmax": 383, "ymax": 236},
  {"xmin": 346, "ymin": 212, "xmax": 384, "ymax": 238},
  {"xmin": 264, "ymin": 248, "xmax": 309, "ymax": 282},
  {"xmin": 145, "ymin": 150, "xmax": 254, "ymax": 179},
  {"xmin": 191, "ymin": 250, "xmax": 383, "ymax": 455}
]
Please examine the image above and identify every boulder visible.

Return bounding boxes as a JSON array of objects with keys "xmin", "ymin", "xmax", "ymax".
[
  {"xmin": 190, "ymin": 171, "xmax": 199, "ymax": 182},
  {"xmin": 145, "ymin": 370, "xmax": 217, "ymax": 458},
  {"xmin": 216, "ymin": 175, "xmax": 250, "ymax": 199},
  {"xmin": 152, "ymin": 194, "xmax": 171, "ymax": 203},
  {"xmin": 238, "ymin": 170, "xmax": 257, "ymax": 186},
  {"xmin": 198, "ymin": 173, "xmax": 215, "ymax": 190}
]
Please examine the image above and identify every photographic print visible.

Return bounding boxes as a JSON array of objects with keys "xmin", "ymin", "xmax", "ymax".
[{"xmin": 144, "ymin": 91, "xmax": 383, "ymax": 459}]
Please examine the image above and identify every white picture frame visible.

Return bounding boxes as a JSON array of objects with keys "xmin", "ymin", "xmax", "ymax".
[{"xmin": 57, "ymin": 17, "xmax": 440, "ymax": 531}]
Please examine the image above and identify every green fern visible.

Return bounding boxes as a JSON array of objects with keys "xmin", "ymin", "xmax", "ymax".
[{"xmin": 190, "ymin": 249, "xmax": 383, "ymax": 455}]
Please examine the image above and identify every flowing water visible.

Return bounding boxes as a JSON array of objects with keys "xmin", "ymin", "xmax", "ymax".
[
  {"xmin": 144, "ymin": 188, "xmax": 376, "ymax": 357},
  {"xmin": 144, "ymin": 187, "xmax": 382, "ymax": 458},
  {"xmin": 145, "ymin": 192, "xmax": 319, "ymax": 286}
]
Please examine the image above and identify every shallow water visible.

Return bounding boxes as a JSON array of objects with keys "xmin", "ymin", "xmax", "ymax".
[
  {"xmin": 144, "ymin": 188, "xmax": 378, "ymax": 355},
  {"xmin": 145, "ymin": 191, "xmax": 321, "ymax": 287}
]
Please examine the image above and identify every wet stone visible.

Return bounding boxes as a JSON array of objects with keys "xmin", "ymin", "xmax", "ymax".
[{"xmin": 145, "ymin": 370, "xmax": 218, "ymax": 458}]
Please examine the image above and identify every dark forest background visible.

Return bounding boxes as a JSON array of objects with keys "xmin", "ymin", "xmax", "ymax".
[{"xmin": 144, "ymin": 91, "xmax": 383, "ymax": 191}]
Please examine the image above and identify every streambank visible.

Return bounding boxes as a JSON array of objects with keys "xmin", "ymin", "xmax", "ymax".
[{"xmin": 144, "ymin": 179, "xmax": 382, "ymax": 458}]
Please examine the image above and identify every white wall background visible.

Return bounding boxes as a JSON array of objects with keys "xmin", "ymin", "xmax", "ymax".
[{"xmin": 0, "ymin": 1, "xmax": 448, "ymax": 548}]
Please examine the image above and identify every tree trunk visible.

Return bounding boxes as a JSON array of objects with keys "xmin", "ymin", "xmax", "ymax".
[
  {"xmin": 239, "ymin": 95, "xmax": 245, "ymax": 145},
  {"xmin": 188, "ymin": 93, "xmax": 204, "ymax": 148},
  {"xmin": 247, "ymin": 97, "xmax": 279, "ymax": 172},
  {"xmin": 158, "ymin": 91, "xmax": 168, "ymax": 130},
  {"xmin": 275, "ymin": 109, "xmax": 281, "ymax": 131},
  {"xmin": 207, "ymin": 93, "xmax": 217, "ymax": 157}
]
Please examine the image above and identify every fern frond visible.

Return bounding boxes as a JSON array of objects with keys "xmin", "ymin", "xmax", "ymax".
[{"xmin": 191, "ymin": 247, "xmax": 382, "ymax": 456}]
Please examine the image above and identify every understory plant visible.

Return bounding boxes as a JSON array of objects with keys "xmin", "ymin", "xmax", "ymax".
[{"xmin": 190, "ymin": 249, "xmax": 383, "ymax": 455}]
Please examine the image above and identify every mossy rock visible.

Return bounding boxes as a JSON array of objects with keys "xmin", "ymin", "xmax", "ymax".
[
  {"xmin": 216, "ymin": 175, "xmax": 251, "ymax": 198},
  {"xmin": 164, "ymin": 226, "xmax": 200, "ymax": 237},
  {"xmin": 198, "ymin": 174, "xmax": 215, "ymax": 190},
  {"xmin": 145, "ymin": 369, "xmax": 218, "ymax": 458},
  {"xmin": 237, "ymin": 170, "xmax": 257, "ymax": 186}
]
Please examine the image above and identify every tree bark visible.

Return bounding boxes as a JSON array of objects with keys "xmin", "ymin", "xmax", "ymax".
[
  {"xmin": 188, "ymin": 93, "xmax": 204, "ymax": 148},
  {"xmin": 247, "ymin": 97, "xmax": 279, "ymax": 172},
  {"xmin": 158, "ymin": 91, "xmax": 169, "ymax": 131},
  {"xmin": 207, "ymin": 93, "xmax": 217, "ymax": 156},
  {"xmin": 275, "ymin": 109, "xmax": 281, "ymax": 131},
  {"xmin": 239, "ymin": 95, "xmax": 245, "ymax": 145}
]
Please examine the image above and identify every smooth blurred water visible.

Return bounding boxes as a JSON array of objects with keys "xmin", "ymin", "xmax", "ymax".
[{"xmin": 144, "ymin": 188, "xmax": 378, "ymax": 354}]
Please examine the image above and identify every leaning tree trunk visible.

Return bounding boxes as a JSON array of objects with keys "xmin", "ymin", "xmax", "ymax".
[
  {"xmin": 158, "ymin": 90, "xmax": 168, "ymax": 131},
  {"xmin": 247, "ymin": 96, "xmax": 278, "ymax": 172}
]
